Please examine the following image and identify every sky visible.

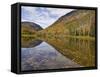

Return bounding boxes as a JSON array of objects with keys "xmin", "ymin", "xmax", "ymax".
[{"xmin": 21, "ymin": 6, "xmax": 74, "ymax": 29}]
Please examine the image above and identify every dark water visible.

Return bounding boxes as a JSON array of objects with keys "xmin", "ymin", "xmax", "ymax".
[{"xmin": 21, "ymin": 37, "xmax": 95, "ymax": 71}]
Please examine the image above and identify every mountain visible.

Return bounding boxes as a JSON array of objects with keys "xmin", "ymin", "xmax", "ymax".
[
  {"xmin": 39, "ymin": 10, "xmax": 95, "ymax": 38},
  {"xmin": 21, "ymin": 22, "xmax": 43, "ymax": 35}
]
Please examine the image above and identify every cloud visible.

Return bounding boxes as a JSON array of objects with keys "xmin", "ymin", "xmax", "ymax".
[{"xmin": 21, "ymin": 6, "xmax": 74, "ymax": 29}]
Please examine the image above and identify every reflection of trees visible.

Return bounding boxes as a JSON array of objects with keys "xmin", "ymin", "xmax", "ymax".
[
  {"xmin": 21, "ymin": 37, "xmax": 42, "ymax": 48},
  {"xmin": 21, "ymin": 35, "xmax": 95, "ymax": 67},
  {"xmin": 43, "ymin": 37, "xmax": 95, "ymax": 67}
]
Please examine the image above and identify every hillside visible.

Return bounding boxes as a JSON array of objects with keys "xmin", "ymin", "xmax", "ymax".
[
  {"xmin": 21, "ymin": 22, "xmax": 43, "ymax": 36},
  {"xmin": 38, "ymin": 10, "xmax": 95, "ymax": 38}
]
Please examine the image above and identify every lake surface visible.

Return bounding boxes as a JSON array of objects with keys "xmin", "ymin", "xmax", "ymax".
[{"xmin": 21, "ymin": 37, "xmax": 95, "ymax": 71}]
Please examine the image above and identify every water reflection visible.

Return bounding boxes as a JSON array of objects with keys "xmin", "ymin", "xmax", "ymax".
[
  {"xmin": 44, "ymin": 37, "xmax": 95, "ymax": 67},
  {"xmin": 21, "ymin": 37, "xmax": 42, "ymax": 48},
  {"xmin": 21, "ymin": 37, "xmax": 95, "ymax": 71}
]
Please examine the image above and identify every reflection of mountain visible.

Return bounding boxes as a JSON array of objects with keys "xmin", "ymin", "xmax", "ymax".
[
  {"xmin": 43, "ymin": 37, "xmax": 95, "ymax": 67},
  {"xmin": 21, "ymin": 22, "xmax": 43, "ymax": 35},
  {"xmin": 21, "ymin": 41, "xmax": 81, "ymax": 71},
  {"xmin": 39, "ymin": 10, "xmax": 95, "ymax": 37},
  {"xmin": 21, "ymin": 37, "xmax": 95, "ymax": 67},
  {"xmin": 21, "ymin": 37, "xmax": 42, "ymax": 48}
]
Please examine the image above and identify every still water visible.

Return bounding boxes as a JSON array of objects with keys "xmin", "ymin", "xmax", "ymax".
[{"xmin": 21, "ymin": 37, "xmax": 95, "ymax": 71}]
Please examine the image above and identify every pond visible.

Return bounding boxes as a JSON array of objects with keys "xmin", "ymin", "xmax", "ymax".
[{"xmin": 21, "ymin": 37, "xmax": 95, "ymax": 71}]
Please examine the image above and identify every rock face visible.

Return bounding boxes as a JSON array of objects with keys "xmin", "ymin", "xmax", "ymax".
[
  {"xmin": 40, "ymin": 10, "xmax": 95, "ymax": 37},
  {"xmin": 21, "ymin": 22, "xmax": 43, "ymax": 35}
]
